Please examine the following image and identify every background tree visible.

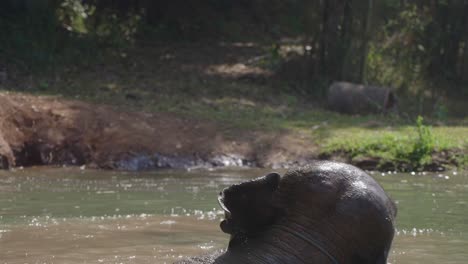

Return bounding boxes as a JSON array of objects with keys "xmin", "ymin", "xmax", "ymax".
[{"xmin": 0, "ymin": 0, "xmax": 466, "ymax": 100}]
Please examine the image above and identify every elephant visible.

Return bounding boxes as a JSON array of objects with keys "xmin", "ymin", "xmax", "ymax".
[
  {"xmin": 327, "ymin": 81, "xmax": 398, "ymax": 115},
  {"xmin": 177, "ymin": 161, "xmax": 397, "ymax": 264}
]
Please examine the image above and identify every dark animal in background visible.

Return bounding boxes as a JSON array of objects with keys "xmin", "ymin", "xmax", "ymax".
[
  {"xmin": 177, "ymin": 161, "xmax": 397, "ymax": 264},
  {"xmin": 328, "ymin": 81, "xmax": 398, "ymax": 115}
]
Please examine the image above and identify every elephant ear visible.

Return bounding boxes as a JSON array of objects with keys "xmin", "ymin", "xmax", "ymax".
[
  {"xmin": 218, "ymin": 172, "xmax": 282, "ymax": 238},
  {"xmin": 218, "ymin": 172, "xmax": 280, "ymax": 214}
]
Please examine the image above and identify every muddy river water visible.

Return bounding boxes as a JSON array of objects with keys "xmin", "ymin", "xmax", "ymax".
[{"xmin": 0, "ymin": 167, "xmax": 467, "ymax": 264}]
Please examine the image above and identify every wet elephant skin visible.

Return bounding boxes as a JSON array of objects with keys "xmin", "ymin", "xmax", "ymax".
[{"xmin": 176, "ymin": 161, "xmax": 397, "ymax": 264}]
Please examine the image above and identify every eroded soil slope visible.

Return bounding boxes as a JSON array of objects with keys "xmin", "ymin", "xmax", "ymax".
[{"xmin": 0, "ymin": 92, "xmax": 317, "ymax": 170}]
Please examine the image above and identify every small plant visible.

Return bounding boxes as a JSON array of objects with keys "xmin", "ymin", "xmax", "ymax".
[
  {"xmin": 282, "ymin": 93, "xmax": 298, "ymax": 107},
  {"xmin": 434, "ymin": 102, "xmax": 449, "ymax": 121},
  {"xmin": 38, "ymin": 81, "xmax": 49, "ymax": 91},
  {"xmin": 57, "ymin": 0, "xmax": 94, "ymax": 34},
  {"xmin": 408, "ymin": 116, "xmax": 434, "ymax": 167},
  {"xmin": 260, "ymin": 43, "xmax": 283, "ymax": 70}
]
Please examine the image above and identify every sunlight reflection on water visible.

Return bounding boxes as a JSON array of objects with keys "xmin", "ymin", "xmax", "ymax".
[{"xmin": 0, "ymin": 167, "xmax": 467, "ymax": 263}]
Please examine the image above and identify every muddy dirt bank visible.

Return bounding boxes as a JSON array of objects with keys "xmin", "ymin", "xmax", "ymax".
[{"xmin": 0, "ymin": 92, "xmax": 318, "ymax": 170}]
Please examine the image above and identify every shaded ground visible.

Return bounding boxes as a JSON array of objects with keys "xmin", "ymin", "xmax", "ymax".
[{"xmin": 0, "ymin": 41, "xmax": 313, "ymax": 108}]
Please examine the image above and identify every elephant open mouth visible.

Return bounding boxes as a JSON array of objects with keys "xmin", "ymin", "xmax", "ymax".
[
  {"xmin": 218, "ymin": 190, "xmax": 236, "ymax": 235},
  {"xmin": 217, "ymin": 192, "xmax": 231, "ymax": 216}
]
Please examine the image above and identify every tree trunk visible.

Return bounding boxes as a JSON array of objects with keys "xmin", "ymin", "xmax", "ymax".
[
  {"xmin": 319, "ymin": 0, "xmax": 330, "ymax": 76},
  {"xmin": 461, "ymin": 2, "xmax": 468, "ymax": 83},
  {"xmin": 359, "ymin": 0, "xmax": 373, "ymax": 84},
  {"xmin": 340, "ymin": 0, "xmax": 353, "ymax": 80}
]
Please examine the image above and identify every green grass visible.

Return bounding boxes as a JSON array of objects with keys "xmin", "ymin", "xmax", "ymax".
[
  {"xmin": 3, "ymin": 44, "xmax": 466, "ymax": 171},
  {"xmin": 322, "ymin": 122, "xmax": 467, "ymax": 170},
  {"xmin": 161, "ymin": 98, "xmax": 467, "ymax": 170},
  {"xmin": 151, "ymin": 97, "xmax": 467, "ymax": 171}
]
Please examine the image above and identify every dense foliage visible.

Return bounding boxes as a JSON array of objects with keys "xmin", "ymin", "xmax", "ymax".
[{"xmin": 0, "ymin": 0, "xmax": 467, "ymax": 99}]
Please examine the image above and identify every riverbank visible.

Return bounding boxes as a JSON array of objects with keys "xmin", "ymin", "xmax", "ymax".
[
  {"xmin": 0, "ymin": 92, "xmax": 318, "ymax": 170},
  {"xmin": 0, "ymin": 91, "xmax": 466, "ymax": 172},
  {"xmin": 1, "ymin": 43, "xmax": 466, "ymax": 171}
]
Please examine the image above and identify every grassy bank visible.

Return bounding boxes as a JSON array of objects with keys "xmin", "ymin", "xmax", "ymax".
[
  {"xmin": 166, "ymin": 99, "xmax": 468, "ymax": 171},
  {"xmin": 1, "ymin": 43, "xmax": 466, "ymax": 171}
]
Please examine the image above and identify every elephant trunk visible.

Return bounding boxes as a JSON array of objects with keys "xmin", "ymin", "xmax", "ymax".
[{"xmin": 220, "ymin": 223, "xmax": 342, "ymax": 264}]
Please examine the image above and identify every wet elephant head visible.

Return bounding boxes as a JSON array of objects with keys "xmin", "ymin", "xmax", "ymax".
[{"xmin": 179, "ymin": 161, "xmax": 397, "ymax": 264}]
